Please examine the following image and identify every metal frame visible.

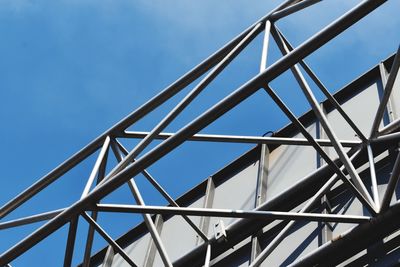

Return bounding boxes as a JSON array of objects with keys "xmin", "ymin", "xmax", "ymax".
[{"xmin": 1, "ymin": 0, "xmax": 399, "ymax": 266}]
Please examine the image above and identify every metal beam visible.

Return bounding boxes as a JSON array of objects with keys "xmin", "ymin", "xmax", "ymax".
[
  {"xmin": 121, "ymin": 131, "xmax": 360, "ymax": 147},
  {"xmin": 94, "ymin": 204, "xmax": 370, "ymax": 224},
  {"xmin": 64, "ymin": 217, "xmax": 78, "ymax": 267},
  {"xmin": 270, "ymin": 0, "xmax": 322, "ymax": 21},
  {"xmin": 0, "ymin": 209, "xmax": 64, "ymax": 230}
]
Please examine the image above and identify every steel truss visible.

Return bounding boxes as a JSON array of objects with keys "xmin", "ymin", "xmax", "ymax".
[{"xmin": 1, "ymin": 0, "xmax": 400, "ymax": 266}]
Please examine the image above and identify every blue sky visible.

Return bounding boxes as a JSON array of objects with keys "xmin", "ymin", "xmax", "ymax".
[{"xmin": 0, "ymin": 0, "xmax": 399, "ymax": 266}]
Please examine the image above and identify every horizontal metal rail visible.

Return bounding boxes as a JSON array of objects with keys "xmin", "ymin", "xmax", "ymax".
[
  {"xmin": 121, "ymin": 131, "xmax": 361, "ymax": 147},
  {"xmin": 93, "ymin": 204, "xmax": 370, "ymax": 224}
]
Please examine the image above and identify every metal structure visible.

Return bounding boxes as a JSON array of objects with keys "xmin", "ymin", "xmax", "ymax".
[{"xmin": 1, "ymin": 0, "xmax": 400, "ymax": 266}]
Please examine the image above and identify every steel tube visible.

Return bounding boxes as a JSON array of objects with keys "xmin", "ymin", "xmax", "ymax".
[
  {"xmin": 260, "ymin": 20, "xmax": 271, "ymax": 72},
  {"xmin": 380, "ymin": 149, "xmax": 400, "ymax": 212},
  {"xmin": 0, "ymin": 1, "xmax": 386, "ymax": 264},
  {"xmin": 270, "ymin": 0, "xmax": 322, "ymax": 21},
  {"xmin": 81, "ymin": 137, "xmax": 110, "ymax": 199},
  {"xmin": 64, "ymin": 217, "xmax": 78, "ymax": 267},
  {"xmin": 0, "ymin": 209, "xmax": 64, "ymax": 230},
  {"xmin": 367, "ymin": 145, "xmax": 380, "ymax": 207},
  {"xmin": 81, "ymin": 213, "xmax": 137, "ymax": 267},
  {"xmin": 379, "ymin": 117, "xmax": 400, "ymax": 136},
  {"xmin": 94, "ymin": 204, "xmax": 370, "ymax": 224},
  {"xmin": 121, "ymin": 131, "xmax": 360, "ymax": 147}
]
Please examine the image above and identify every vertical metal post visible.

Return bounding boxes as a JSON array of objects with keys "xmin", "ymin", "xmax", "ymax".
[
  {"xmin": 197, "ymin": 177, "xmax": 215, "ymax": 245},
  {"xmin": 260, "ymin": 20, "xmax": 271, "ymax": 72},
  {"xmin": 204, "ymin": 244, "xmax": 211, "ymax": 267},
  {"xmin": 143, "ymin": 214, "xmax": 164, "ymax": 267},
  {"xmin": 367, "ymin": 145, "xmax": 380, "ymax": 207},
  {"xmin": 251, "ymin": 144, "xmax": 269, "ymax": 262},
  {"xmin": 64, "ymin": 217, "xmax": 78, "ymax": 267},
  {"xmin": 102, "ymin": 246, "xmax": 114, "ymax": 267}
]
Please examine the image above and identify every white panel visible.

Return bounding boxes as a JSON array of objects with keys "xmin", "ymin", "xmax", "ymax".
[
  {"xmin": 152, "ymin": 196, "xmax": 205, "ymax": 266},
  {"xmin": 390, "ymin": 63, "xmax": 400, "ymax": 120},
  {"xmin": 209, "ymin": 161, "xmax": 259, "ymax": 229},
  {"xmin": 325, "ymin": 80, "xmax": 381, "ymax": 158},
  {"xmin": 261, "ymin": 222, "xmax": 320, "ymax": 266},
  {"xmin": 112, "ymin": 232, "xmax": 151, "ymax": 267},
  {"xmin": 266, "ymin": 124, "xmax": 317, "ymax": 200}
]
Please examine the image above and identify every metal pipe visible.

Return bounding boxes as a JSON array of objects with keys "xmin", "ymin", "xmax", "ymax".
[
  {"xmin": 270, "ymin": 0, "xmax": 322, "ymax": 21},
  {"xmin": 380, "ymin": 149, "xmax": 400, "ymax": 212},
  {"xmin": 0, "ymin": 208, "xmax": 64, "ymax": 230},
  {"xmin": 367, "ymin": 145, "xmax": 380, "ymax": 207},
  {"xmin": 0, "ymin": 1, "xmax": 386, "ymax": 264},
  {"xmin": 94, "ymin": 204, "xmax": 370, "ymax": 224},
  {"xmin": 204, "ymin": 244, "xmax": 211, "ymax": 267},
  {"xmin": 378, "ymin": 117, "xmax": 400, "ymax": 135},
  {"xmin": 260, "ymin": 20, "xmax": 271, "ymax": 72},
  {"xmin": 82, "ymin": 211, "xmax": 98, "ymax": 267},
  {"xmin": 81, "ymin": 137, "xmax": 110, "ymax": 199},
  {"xmin": 273, "ymin": 26, "xmax": 367, "ymax": 142},
  {"xmin": 121, "ymin": 131, "xmax": 360, "ymax": 147},
  {"xmin": 64, "ymin": 217, "xmax": 78, "ymax": 267},
  {"xmin": 81, "ymin": 213, "xmax": 137, "ymax": 267},
  {"xmin": 370, "ymin": 45, "xmax": 400, "ymax": 137}
]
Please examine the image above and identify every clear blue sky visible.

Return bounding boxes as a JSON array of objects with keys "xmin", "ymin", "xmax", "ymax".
[{"xmin": 0, "ymin": 0, "xmax": 399, "ymax": 266}]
